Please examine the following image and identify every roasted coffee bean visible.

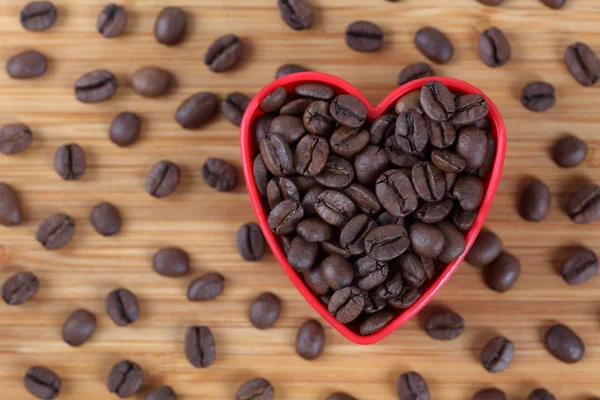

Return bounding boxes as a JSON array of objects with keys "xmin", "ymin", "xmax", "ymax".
[
  {"xmin": 291, "ymin": 176, "xmax": 317, "ymax": 195},
  {"xmin": 481, "ymin": 336, "xmax": 514, "ymax": 372},
  {"xmin": 397, "ymin": 371, "xmax": 429, "ymax": 400},
  {"xmin": 472, "ymin": 388, "xmax": 506, "ymax": 400},
  {"xmin": 204, "ymin": 34, "xmax": 244, "ymax": 73},
  {"xmin": 421, "ymin": 81, "xmax": 455, "ymax": 121},
  {"xmin": 185, "ymin": 325, "xmax": 216, "ymax": 368},
  {"xmin": 355, "ymin": 145, "xmax": 390, "ymax": 185},
  {"xmin": 412, "ymin": 162, "xmax": 445, "ymax": 202},
  {"xmin": 422, "ymin": 257, "xmax": 439, "ymax": 280},
  {"xmin": 288, "ymin": 236, "xmax": 318, "ymax": 272},
  {"xmin": 253, "ymin": 155, "xmax": 269, "ymax": 196},
  {"xmin": 545, "ymin": 323, "xmax": 584, "ymax": 363},
  {"xmin": 107, "ymin": 360, "xmax": 143, "ymax": 398},
  {"xmin": 453, "ymin": 94, "xmax": 489, "ymax": 126},
  {"xmin": 453, "ymin": 175, "xmax": 484, "ymax": 211},
  {"xmin": 249, "ymin": 292, "xmax": 281, "ymax": 329},
  {"xmin": 55, "ymin": 143, "xmax": 85, "ymax": 180},
  {"xmin": 260, "ymin": 134, "xmax": 294, "ymax": 176},
  {"xmin": 131, "ymin": 66, "xmax": 173, "ymax": 98},
  {"xmin": 343, "ymin": 183, "xmax": 381, "ymax": 216},
  {"xmin": 561, "ymin": 248, "xmax": 598, "ymax": 285},
  {"xmin": 280, "ymin": 98, "xmax": 312, "ymax": 115},
  {"xmin": 270, "ymin": 115, "xmax": 305, "ymax": 145},
  {"xmin": 398, "ymin": 62, "xmax": 435, "ymax": 86},
  {"xmin": 0, "ymin": 123, "xmax": 32, "ymax": 155},
  {"xmin": 552, "ymin": 135, "xmax": 587, "ymax": 168},
  {"xmin": 376, "ymin": 168, "xmax": 418, "ymax": 217},
  {"xmin": 519, "ymin": 179, "xmax": 551, "ymax": 222},
  {"xmin": 409, "ymin": 222, "xmax": 445, "ymax": 258},
  {"xmin": 301, "ymin": 185, "xmax": 326, "ymax": 217},
  {"xmin": 75, "ymin": 69, "xmax": 117, "ymax": 103},
  {"xmin": 6, "ymin": 50, "xmax": 47, "ymax": 79},
  {"xmin": 145, "ymin": 386, "xmax": 177, "ymax": 400},
  {"xmin": 476, "ymin": 132, "xmax": 496, "ymax": 178},
  {"xmin": 237, "ymin": 223, "xmax": 265, "ymax": 261},
  {"xmin": 426, "ymin": 117, "xmax": 455, "ymax": 149},
  {"xmin": 399, "ymin": 252, "xmax": 426, "ymax": 288},
  {"xmin": 365, "ymin": 224, "xmax": 410, "ymax": 261},
  {"xmin": 294, "ymin": 83, "xmax": 336, "ymax": 101},
  {"xmin": 339, "ymin": 215, "xmax": 376, "ymax": 255},
  {"xmin": 268, "ymin": 199, "xmax": 304, "ymax": 234},
  {"xmin": 0, "ymin": 183, "xmax": 22, "ymax": 226},
  {"xmin": 152, "ymin": 247, "xmax": 189, "ymax": 277},
  {"xmin": 146, "ymin": 160, "xmax": 180, "ymax": 198},
  {"xmin": 320, "ymin": 255, "xmax": 355, "ymax": 290},
  {"xmin": 355, "ymin": 256, "xmax": 389, "ymax": 290},
  {"xmin": 360, "ymin": 309, "xmax": 394, "ymax": 335},
  {"xmin": 385, "ymin": 141, "xmax": 422, "ymax": 169},
  {"xmin": 425, "ymin": 311, "xmax": 464, "ymax": 340},
  {"xmin": 565, "ymin": 42, "xmax": 600, "ymax": 86},
  {"xmin": 188, "ymin": 272, "xmax": 225, "ymax": 301},
  {"xmin": 485, "ymin": 252, "xmax": 520, "ymax": 292},
  {"xmin": 296, "ymin": 319, "xmax": 325, "ymax": 360},
  {"xmin": 416, "ymin": 199, "xmax": 454, "ymax": 223},
  {"xmin": 540, "ymin": 0, "xmax": 566, "ymax": 9},
  {"xmin": 267, "ymin": 177, "xmax": 300, "ymax": 209},
  {"xmin": 223, "ymin": 92, "xmax": 251, "ymax": 127},
  {"xmin": 395, "ymin": 90, "xmax": 424, "ymax": 115},
  {"xmin": 175, "ymin": 92, "xmax": 218, "ymax": 129},
  {"xmin": 568, "ymin": 183, "xmax": 600, "ymax": 224},
  {"xmin": 466, "ymin": 230, "xmax": 502, "ymax": 267},
  {"xmin": 24, "ymin": 366, "xmax": 61, "ymax": 400},
  {"xmin": 278, "ymin": 0, "xmax": 314, "ymax": 31},
  {"xmin": 304, "ymin": 265, "xmax": 331, "ymax": 295},
  {"xmin": 476, "ymin": 0, "xmax": 503, "ymax": 4},
  {"xmin": 315, "ymin": 156, "xmax": 355, "ymax": 188},
  {"xmin": 303, "ymin": 101, "xmax": 335, "ymax": 136},
  {"xmin": 327, "ymin": 393, "xmax": 358, "ymax": 400},
  {"xmin": 1, "ymin": 271, "xmax": 38, "ymax": 305},
  {"xmin": 395, "ymin": 111, "xmax": 428, "ymax": 154},
  {"xmin": 154, "ymin": 7, "xmax": 186, "ymax": 45},
  {"xmin": 328, "ymin": 286, "xmax": 364, "ymax": 324},
  {"xmin": 369, "ymin": 114, "xmax": 396, "ymax": 145},
  {"xmin": 276, "ymin": 63, "xmax": 308, "ymax": 78},
  {"xmin": 375, "ymin": 272, "xmax": 404, "ymax": 300},
  {"xmin": 330, "ymin": 128, "xmax": 369, "ymax": 157},
  {"xmin": 20, "ymin": 2, "xmax": 57, "ymax": 31},
  {"xmin": 280, "ymin": 235, "xmax": 292, "ymax": 255},
  {"xmin": 453, "ymin": 208, "xmax": 478, "ymax": 231},
  {"xmin": 345, "ymin": 20, "xmax": 384, "ymax": 53},
  {"xmin": 297, "ymin": 218, "xmax": 333, "ymax": 242},
  {"xmin": 260, "ymin": 87, "xmax": 287, "ymax": 113},
  {"xmin": 527, "ymin": 389, "xmax": 556, "ymax": 400},
  {"xmin": 479, "ymin": 27, "xmax": 511, "ymax": 68},
  {"xmin": 322, "ymin": 240, "xmax": 351, "ymax": 258},
  {"xmin": 97, "ymin": 4, "xmax": 127, "ymax": 38},
  {"xmin": 431, "ymin": 150, "xmax": 467, "ymax": 173},
  {"xmin": 437, "ymin": 220, "xmax": 466, "ymax": 263},
  {"xmin": 364, "ymin": 291, "xmax": 387, "ymax": 313},
  {"xmin": 202, "ymin": 158, "xmax": 237, "ymax": 192},
  {"xmin": 90, "ymin": 202, "xmax": 121, "ymax": 236},
  {"xmin": 521, "ymin": 81, "xmax": 555, "ymax": 112},
  {"xmin": 36, "ymin": 213, "xmax": 75, "ymax": 250},
  {"xmin": 236, "ymin": 378, "xmax": 274, "ymax": 400},
  {"xmin": 415, "ymin": 27, "xmax": 454, "ymax": 64},
  {"xmin": 330, "ymin": 94, "xmax": 367, "ymax": 128},
  {"xmin": 456, "ymin": 127, "xmax": 488, "ymax": 169},
  {"xmin": 110, "ymin": 112, "xmax": 141, "ymax": 146},
  {"xmin": 62, "ymin": 309, "xmax": 96, "ymax": 347},
  {"xmin": 106, "ymin": 288, "xmax": 140, "ymax": 326}
]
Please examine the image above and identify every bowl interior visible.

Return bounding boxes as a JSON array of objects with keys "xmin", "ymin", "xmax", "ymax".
[{"xmin": 241, "ymin": 72, "xmax": 506, "ymax": 345}]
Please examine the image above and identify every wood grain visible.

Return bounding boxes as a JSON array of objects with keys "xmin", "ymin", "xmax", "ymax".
[{"xmin": 1, "ymin": 0, "xmax": 600, "ymax": 399}]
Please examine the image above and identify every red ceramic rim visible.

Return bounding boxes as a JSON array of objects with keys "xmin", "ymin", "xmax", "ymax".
[{"xmin": 240, "ymin": 72, "xmax": 507, "ymax": 345}]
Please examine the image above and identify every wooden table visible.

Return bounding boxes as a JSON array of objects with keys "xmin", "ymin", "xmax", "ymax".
[{"xmin": 1, "ymin": 0, "xmax": 600, "ymax": 398}]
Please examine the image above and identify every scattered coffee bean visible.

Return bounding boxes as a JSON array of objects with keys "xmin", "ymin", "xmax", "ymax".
[
  {"xmin": 237, "ymin": 223, "xmax": 265, "ymax": 261},
  {"xmin": 24, "ymin": 366, "xmax": 61, "ymax": 400},
  {"xmin": 223, "ymin": 92, "xmax": 251, "ymax": 126},
  {"xmin": 481, "ymin": 336, "xmax": 514, "ymax": 372},
  {"xmin": 397, "ymin": 371, "xmax": 429, "ymax": 400},
  {"xmin": 205, "ymin": 34, "xmax": 244, "ymax": 73},
  {"xmin": 519, "ymin": 179, "xmax": 551, "ymax": 222},
  {"xmin": 202, "ymin": 158, "xmax": 237, "ymax": 192},
  {"xmin": 0, "ymin": 183, "xmax": 22, "ymax": 226},
  {"xmin": 175, "ymin": 92, "xmax": 218, "ymax": 129},
  {"xmin": 90, "ymin": 202, "xmax": 121, "ymax": 236},
  {"xmin": 0, "ymin": 123, "xmax": 33, "ymax": 155},
  {"xmin": 345, "ymin": 20, "xmax": 384, "ymax": 53},
  {"xmin": 552, "ymin": 135, "xmax": 587, "ymax": 168},
  {"xmin": 185, "ymin": 325, "xmax": 216, "ymax": 368},
  {"xmin": 415, "ymin": 27, "xmax": 454, "ymax": 64},
  {"xmin": 276, "ymin": 63, "xmax": 308, "ymax": 78},
  {"xmin": 568, "ymin": 183, "xmax": 600, "ymax": 224},
  {"xmin": 527, "ymin": 388, "xmax": 556, "ymax": 400},
  {"xmin": 62, "ymin": 309, "xmax": 96, "ymax": 347},
  {"xmin": 145, "ymin": 386, "xmax": 177, "ymax": 400},
  {"xmin": 278, "ymin": 0, "xmax": 314, "ymax": 31},
  {"xmin": 235, "ymin": 378, "xmax": 274, "ymax": 400},
  {"xmin": 421, "ymin": 81, "xmax": 455, "ymax": 121},
  {"xmin": 146, "ymin": 160, "xmax": 181, "ymax": 198},
  {"xmin": 545, "ymin": 323, "xmax": 584, "ymax": 363},
  {"xmin": 561, "ymin": 247, "xmax": 598, "ymax": 285},
  {"xmin": 485, "ymin": 252, "xmax": 520, "ymax": 292},
  {"xmin": 268, "ymin": 199, "xmax": 304, "ymax": 234},
  {"xmin": 1, "ymin": 271, "xmax": 38, "ymax": 305},
  {"xmin": 36, "ymin": 213, "xmax": 75, "ymax": 250},
  {"xmin": 131, "ymin": 67, "xmax": 174, "ymax": 98},
  {"xmin": 328, "ymin": 286, "xmax": 364, "ymax": 324},
  {"xmin": 55, "ymin": 143, "xmax": 85, "ymax": 180},
  {"xmin": 154, "ymin": 7, "xmax": 186, "ymax": 45},
  {"xmin": 521, "ymin": 81, "xmax": 555, "ymax": 112},
  {"xmin": 97, "ymin": 4, "xmax": 128, "ymax": 38},
  {"xmin": 425, "ymin": 310, "xmax": 464, "ymax": 340},
  {"xmin": 565, "ymin": 42, "xmax": 599, "ymax": 86},
  {"xmin": 540, "ymin": 0, "xmax": 566, "ymax": 9},
  {"xmin": 152, "ymin": 247, "xmax": 190, "ymax": 277},
  {"xmin": 296, "ymin": 319, "xmax": 325, "ymax": 360},
  {"xmin": 472, "ymin": 388, "xmax": 506, "ymax": 400},
  {"xmin": 288, "ymin": 236, "xmax": 318, "ymax": 272},
  {"xmin": 360, "ymin": 309, "xmax": 394, "ymax": 335},
  {"xmin": 478, "ymin": 27, "xmax": 511, "ymax": 67},
  {"xmin": 6, "ymin": 50, "xmax": 47, "ymax": 79},
  {"xmin": 466, "ymin": 230, "xmax": 503, "ymax": 267},
  {"xmin": 20, "ymin": 1, "xmax": 57, "ymax": 31},
  {"xmin": 249, "ymin": 292, "xmax": 282, "ymax": 329},
  {"xmin": 107, "ymin": 360, "xmax": 143, "ymax": 398},
  {"xmin": 398, "ymin": 63, "xmax": 435, "ymax": 86},
  {"xmin": 110, "ymin": 112, "xmax": 141, "ymax": 146},
  {"xmin": 106, "ymin": 288, "xmax": 140, "ymax": 326},
  {"xmin": 75, "ymin": 69, "xmax": 118, "ymax": 103},
  {"xmin": 187, "ymin": 272, "xmax": 225, "ymax": 301}
]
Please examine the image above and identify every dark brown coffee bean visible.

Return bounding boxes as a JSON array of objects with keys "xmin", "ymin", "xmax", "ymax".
[
  {"xmin": 387, "ymin": 287, "xmax": 427, "ymax": 308},
  {"xmin": 276, "ymin": 63, "xmax": 308, "ymax": 78},
  {"xmin": 330, "ymin": 128, "xmax": 369, "ymax": 157},
  {"xmin": 90, "ymin": 202, "xmax": 121, "ymax": 236},
  {"xmin": 328, "ymin": 286, "xmax": 364, "ymax": 324},
  {"xmin": 481, "ymin": 336, "xmax": 514, "ymax": 372},
  {"xmin": 409, "ymin": 222, "xmax": 445, "ymax": 258},
  {"xmin": 304, "ymin": 264, "xmax": 331, "ymax": 295},
  {"xmin": 415, "ymin": 27, "xmax": 454, "ymax": 64},
  {"xmin": 431, "ymin": 150, "xmax": 467, "ymax": 173},
  {"xmin": 185, "ymin": 325, "xmax": 216, "ymax": 368},
  {"xmin": 106, "ymin": 288, "xmax": 139, "ymax": 326},
  {"xmin": 62, "ymin": 309, "xmax": 96, "ymax": 347},
  {"xmin": 97, "ymin": 4, "xmax": 128, "ymax": 38},
  {"xmin": 466, "ymin": 230, "xmax": 502, "ymax": 267},
  {"xmin": 369, "ymin": 114, "xmax": 396, "ymax": 145},
  {"xmin": 280, "ymin": 235, "xmax": 292, "ymax": 255},
  {"xmin": 473, "ymin": 388, "xmax": 506, "ymax": 400},
  {"xmin": 343, "ymin": 183, "xmax": 381, "ymax": 216},
  {"xmin": 24, "ymin": 366, "xmax": 61, "ymax": 400},
  {"xmin": 552, "ymin": 135, "xmax": 587, "ymax": 168},
  {"xmin": 253, "ymin": 155, "xmax": 269, "ymax": 197},
  {"xmin": 267, "ymin": 177, "xmax": 299, "ymax": 209},
  {"xmin": 456, "ymin": 127, "xmax": 488, "ymax": 169},
  {"xmin": 545, "ymin": 323, "xmax": 585, "ymax": 363},
  {"xmin": 175, "ymin": 92, "xmax": 218, "ymax": 129},
  {"xmin": 187, "ymin": 272, "xmax": 224, "ymax": 301},
  {"xmin": 426, "ymin": 117, "xmax": 455, "ymax": 149},
  {"xmin": 294, "ymin": 83, "xmax": 336, "ymax": 101},
  {"xmin": 236, "ymin": 378, "xmax": 274, "ymax": 400},
  {"xmin": 0, "ymin": 123, "xmax": 32, "ymax": 155},
  {"xmin": 205, "ymin": 34, "xmax": 244, "ymax": 73},
  {"xmin": 485, "ymin": 252, "xmax": 520, "ymax": 292},
  {"xmin": 296, "ymin": 319, "xmax": 324, "ymax": 360},
  {"xmin": 421, "ymin": 81, "xmax": 455, "ymax": 121},
  {"xmin": 315, "ymin": 190, "xmax": 356, "ymax": 226},
  {"xmin": 527, "ymin": 388, "xmax": 556, "ymax": 400},
  {"xmin": 345, "ymin": 20, "xmax": 384, "ymax": 52},
  {"xmin": 540, "ymin": 0, "xmax": 566, "ymax": 9},
  {"xmin": 395, "ymin": 111, "xmax": 428, "ymax": 154},
  {"xmin": 365, "ymin": 224, "xmax": 410, "ymax": 261},
  {"xmin": 453, "ymin": 94, "xmax": 489, "ymax": 126},
  {"xmin": 359, "ymin": 309, "xmax": 394, "ymax": 335},
  {"xmin": 2, "ymin": 271, "xmax": 38, "ymax": 305},
  {"xmin": 479, "ymin": 27, "xmax": 511, "ymax": 68},
  {"xmin": 304, "ymin": 101, "xmax": 335, "ymax": 136},
  {"xmin": 412, "ymin": 162, "xmax": 445, "ymax": 202},
  {"xmin": 330, "ymin": 94, "xmax": 367, "ymax": 128},
  {"xmin": 132, "ymin": 67, "xmax": 174, "ymax": 98},
  {"xmin": 55, "ymin": 143, "xmax": 85, "ymax": 180},
  {"xmin": 425, "ymin": 310, "xmax": 464, "ymax": 340},
  {"xmin": 565, "ymin": 42, "xmax": 600, "ymax": 86},
  {"xmin": 110, "ymin": 112, "xmax": 141, "ymax": 146},
  {"xmin": 363, "ymin": 290, "xmax": 387, "ymax": 313},
  {"xmin": 260, "ymin": 87, "xmax": 287, "ymax": 113},
  {"xmin": 290, "ymin": 175, "xmax": 317, "ymax": 194},
  {"xmin": 355, "ymin": 145, "xmax": 390, "ymax": 185},
  {"xmin": 0, "ymin": 183, "xmax": 22, "ymax": 226},
  {"xmin": 397, "ymin": 371, "xmax": 429, "ymax": 400},
  {"xmin": 294, "ymin": 135, "xmax": 330, "ymax": 177},
  {"xmin": 278, "ymin": 0, "xmax": 314, "ymax": 31},
  {"xmin": 476, "ymin": 0, "xmax": 503, "ymax": 4},
  {"xmin": 296, "ymin": 218, "xmax": 331, "ymax": 244},
  {"xmin": 453, "ymin": 208, "xmax": 477, "ymax": 231},
  {"xmin": 222, "ymin": 92, "xmax": 250, "ymax": 127},
  {"xmin": 280, "ymin": 98, "xmax": 312, "ymax": 115},
  {"xmin": 339, "ymin": 215, "xmax": 376, "ymax": 255},
  {"xmin": 154, "ymin": 7, "xmax": 186, "ymax": 45},
  {"xmin": 107, "ymin": 360, "xmax": 143, "ymax": 397},
  {"xmin": 398, "ymin": 62, "xmax": 435, "ymax": 86},
  {"xmin": 145, "ymin": 386, "xmax": 176, "ymax": 400},
  {"xmin": 75, "ymin": 69, "xmax": 118, "ymax": 103},
  {"xmin": 519, "ymin": 179, "xmax": 551, "ymax": 222},
  {"xmin": 260, "ymin": 134, "xmax": 294, "ymax": 176},
  {"xmin": 376, "ymin": 169, "xmax": 418, "ymax": 217},
  {"xmin": 327, "ymin": 393, "xmax": 358, "ymax": 400},
  {"xmin": 268, "ymin": 199, "xmax": 304, "ymax": 235},
  {"xmin": 561, "ymin": 248, "xmax": 598, "ymax": 285},
  {"xmin": 397, "ymin": 252, "xmax": 425, "ymax": 288},
  {"xmin": 152, "ymin": 247, "xmax": 189, "ymax": 277},
  {"xmin": 301, "ymin": 185, "xmax": 326, "ymax": 217},
  {"xmin": 521, "ymin": 81, "xmax": 555, "ymax": 112},
  {"xmin": 6, "ymin": 50, "xmax": 47, "ymax": 79},
  {"xmin": 416, "ymin": 199, "xmax": 454, "ymax": 224},
  {"xmin": 321, "ymin": 255, "xmax": 354, "ymax": 290},
  {"xmin": 237, "ymin": 223, "xmax": 265, "ymax": 261},
  {"xmin": 288, "ymin": 236, "xmax": 318, "ymax": 272},
  {"xmin": 20, "ymin": 2, "xmax": 57, "ymax": 31},
  {"xmin": 315, "ymin": 156, "xmax": 355, "ymax": 188},
  {"xmin": 436, "ymin": 220, "xmax": 466, "ymax": 263},
  {"xmin": 146, "ymin": 160, "xmax": 180, "ymax": 198},
  {"xmin": 453, "ymin": 175, "xmax": 484, "ymax": 211},
  {"xmin": 568, "ymin": 183, "xmax": 600, "ymax": 224},
  {"xmin": 375, "ymin": 271, "xmax": 405, "ymax": 301},
  {"xmin": 395, "ymin": 90, "xmax": 424, "ymax": 115},
  {"xmin": 202, "ymin": 158, "xmax": 237, "ymax": 192},
  {"xmin": 354, "ymin": 256, "xmax": 389, "ymax": 290},
  {"xmin": 36, "ymin": 213, "xmax": 75, "ymax": 250},
  {"xmin": 249, "ymin": 292, "xmax": 281, "ymax": 329}
]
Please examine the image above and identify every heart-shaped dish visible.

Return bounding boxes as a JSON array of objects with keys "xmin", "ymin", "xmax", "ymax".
[{"xmin": 241, "ymin": 72, "xmax": 506, "ymax": 345}]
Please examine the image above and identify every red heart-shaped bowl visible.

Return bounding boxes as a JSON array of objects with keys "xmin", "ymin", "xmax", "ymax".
[{"xmin": 241, "ymin": 72, "xmax": 506, "ymax": 345}]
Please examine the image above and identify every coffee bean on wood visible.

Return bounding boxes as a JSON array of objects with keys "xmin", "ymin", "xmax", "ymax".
[
  {"xmin": 561, "ymin": 248, "xmax": 598, "ymax": 285},
  {"xmin": 176, "ymin": 92, "xmax": 218, "ymax": 129},
  {"xmin": 0, "ymin": 183, "xmax": 23, "ymax": 226},
  {"xmin": 568, "ymin": 183, "xmax": 600, "ymax": 224},
  {"xmin": 24, "ymin": 366, "xmax": 61, "ymax": 400},
  {"xmin": 237, "ymin": 223, "xmax": 265, "ymax": 261},
  {"xmin": 146, "ymin": 160, "xmax": 180, "ymax": 198},
  {"xmin": 0, "ymin": 123, "xmax": 32, "ymax": 155},
  {"xmin": 62, "ymin": 309, "xmax": 96, "ymax": 347},
  {"xmin": 75, "ymin": 69, "xmax": 118, "ymax": 103},
  {"xmin": 249, "ymin": 292, "xmax": 282, "ymax": 329},
  {"xmin": 204, "ymin": 34, "xmax": 244, "ymax": 73},
  {"xmin": 110, "ymin": 112, "xmax": 141, "ymax": 146},
  {"xmin": 20, "ymin": 2, "xmax": 57, "ymax": 31},
  {"xmin": 185, "ymin": 325, "xmax": 216, "ymax": 368},
  {"xmin": 107, "ymin": 360, "xmax": 143, "ymax": 398},
  {"xmin": 1, "ymin": 271, "xmax": 38, "ymax": 305},
  {"xmin": 106, "ymin": 288, "xmax": 140, "ymax": 326},
  {"xmin": 6, "ymin": 50, "xmax": 47, "ymax": 79},
  {"xmin": 202, "ymin": 158, "xmax": 237, "ymax": 192},
  {"xmin": 154, "ymin": 7, "xmax": 186, "ymax": 45},
  {"xmin": 481, "ymin": 336, "xmax": 514, "ymax": 372},
  {"xmin": 296, "ymin": 319, "xmax": 325, "ymax": 360},
  {"xmin": 152, "ymin": 247, "xmax": 190, "ymax": 277},
  {"xmin": 278, "ymin": 0, "xmax": 314, "ymax": 31},
  {"xmin": 36, "ymin": 213, "xmax": 75, "ymax": 250},
  {"xmin": 552, "ymin": 135, "xmax": 587, "ymax": 168},
  {"xmin": 235, "ymin": 378, "xmax": 274, "ymax": 400},
  {"xmin": 187, "ymin": 272, "xmax": 225, "ymax": 301},
  {"xmin": 565, "ymin": 42, "xmax": 600, "ymax": 86},
  {"xmin": 132, "ymin": 67, "xmax": 174, "ymax": 98},
  {"xmin": 545, "ymin": 323, "xmax": 585, "ymax": 363},
  {"xmin": 97, "ymin": 4, "xmax": 128, "ymax": 38}
]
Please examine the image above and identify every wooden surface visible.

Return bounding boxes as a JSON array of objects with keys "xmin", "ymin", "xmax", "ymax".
[{"xmin": 1, "ymin": 0, "xmax": 600, "ymax": 399}]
